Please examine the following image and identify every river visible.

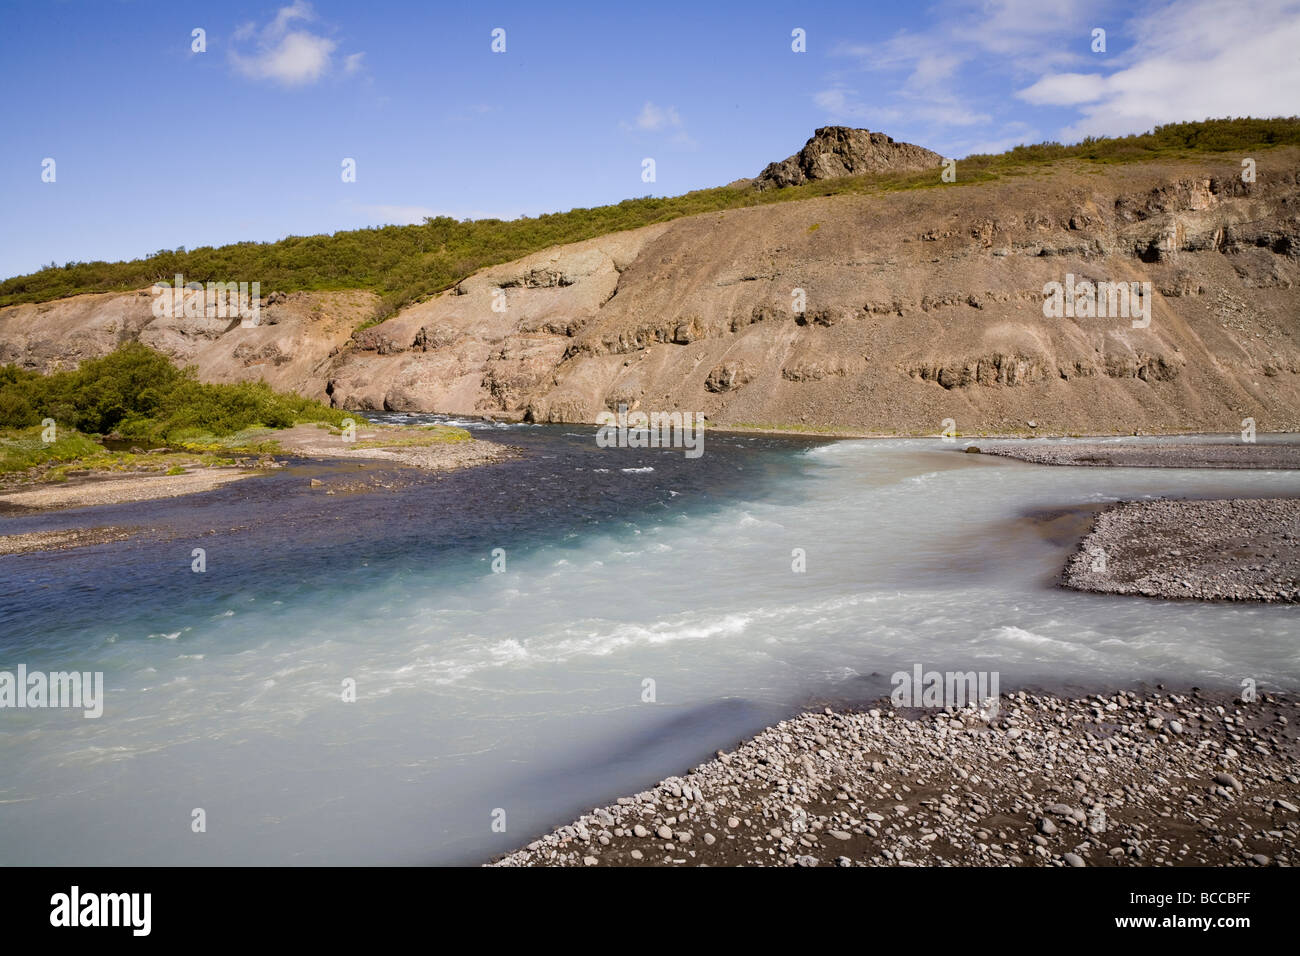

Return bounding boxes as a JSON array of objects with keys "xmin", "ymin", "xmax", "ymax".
[{"xmin": 0, "ymin": 421, "xmax": 1296, "ymax": 864}]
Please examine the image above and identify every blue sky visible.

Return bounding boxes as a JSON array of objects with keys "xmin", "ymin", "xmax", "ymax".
[{"xmin": 1, "ymin": 0, "xmax": 1297, "ymax": 280}]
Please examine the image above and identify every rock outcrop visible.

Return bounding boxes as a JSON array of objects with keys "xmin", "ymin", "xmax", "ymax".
[
  {"xmin": 754, "ymin": 126, "xmax": 943, "ymax": 190},
  {"xmin": 3, "ymin": 147, "xmax": 1299, "ymax": 437},
  {"xmin": 0, "ymin": 288, "xmax": 376, "ymax": 399}
]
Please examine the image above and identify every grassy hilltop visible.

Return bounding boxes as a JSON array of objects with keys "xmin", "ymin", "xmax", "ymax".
[{"xmin": 3, "ymin": 118, "xmax": 1296, "ymax": 324}]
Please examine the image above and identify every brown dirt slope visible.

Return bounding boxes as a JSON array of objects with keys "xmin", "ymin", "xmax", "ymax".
[{"xmin": 2, "ymin": 150, "xmax": 1298, "ymax": 436}]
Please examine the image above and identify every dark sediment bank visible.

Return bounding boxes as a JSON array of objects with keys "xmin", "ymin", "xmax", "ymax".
[{"xmin": 491, "ymin": 688, "xmax": 1299, "ymax": 867}]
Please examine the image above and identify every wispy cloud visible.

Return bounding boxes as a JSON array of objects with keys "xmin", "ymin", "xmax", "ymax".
[
  {"xmin": 631, "ymin": 102, "xmax": 681, "ymax": 132},
  {"xmin": 961, "ymin": 122, "xmax": 1044, "ymax": 156},
  {"xmin": 621, "ymin": 101, "xmax": 695, "ymax": 146},
  {"xmin": 814, "ymin": 86, "xmax": 991, "ymax": 129},
  {"xmin": 229, "ymin": 2, "xmax": 362, "ymax": 87},
  {"xmin": 815, "ymin": 0, "xmax": 1105, "ymax": 155},
  {"xmin": 1018, "ymin": 0, "xmax": 1300, "ymax": 140},
  {"xmin": 815, "ymin": 0, "xmax": 1300, "ymax": 156}
]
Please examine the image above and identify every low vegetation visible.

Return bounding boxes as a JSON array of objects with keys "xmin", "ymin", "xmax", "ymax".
[
  {"xmin": 2, "ymin": 118, "xmax": 1295, "ymax": 322},
  {"xmin": 0, "ymin": 426, "xmax": 103, "ymax": 475},
  {"xmin": 0, "ymin": 343, "xmax": 353, "ymax": 479},
  {"xmin": 351, "ymin": 425, "xmax": 473, "ymax": 448},
  {"xmin": 0, "ymin": 343, "xmax": 348, "ymax": 443}
]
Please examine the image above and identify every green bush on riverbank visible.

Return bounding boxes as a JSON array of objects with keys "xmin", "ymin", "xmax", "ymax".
[
  {"xmin": 0, "ymin": 343, "xmax": 349, "ymax": 445},
  {"xmin": 2, "ymin": 117, "xmax": 1297, "ymax": 321},
  {"xmin": 0, "ymin": 426, "xmax": 103, "ymax": 475}
]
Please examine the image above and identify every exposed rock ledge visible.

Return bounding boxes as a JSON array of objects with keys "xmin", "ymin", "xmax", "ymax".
[
  {"xmin": 754, "ymin": 126, "xmax": 944, "ymax": 190},
  {"xmin": 2, "ymin": 150, "xmax": 1299, "ymax": 437}
]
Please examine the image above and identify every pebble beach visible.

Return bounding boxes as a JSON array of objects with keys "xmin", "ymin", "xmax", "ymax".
[{"xmin": 492, "ymin": 689, "xmax": 1299, "ymax": 867}]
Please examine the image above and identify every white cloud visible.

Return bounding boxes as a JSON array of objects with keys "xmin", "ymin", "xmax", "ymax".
[
  {"xmin": 957, "ymin": 124, "xmax": 1043, "ymax": 156},
  {"xmin": 1019, "ymin": 0, "xmax": 1300, "ymax": 140},
  {"xmin": 820, "ymin": 0, "xmax": 1300, "ymax": 156},
  {"xmin": 268, "ymin": 0, "xmax": 313, "ymax": 36},
  {"xmin": 1017, "ymin": 73, "xmax": 1107, "ymax": 106},
  {"xmin": 343, "ymin": 52, "xmax": 365, "ymax": 75},
  {"xmin": 815, "ymin": 2, "xmax": 1064, "ymax": 151},
  {"xmin": 628, "ymin": 102, "xmax": 682, "ymax": 132},
  {"xmin": 910, "ymin": 53, "xmax": 964, "ymax": 89},
  {"xmin": 229, "ymin": 2, "xmax": 339, "ymax": 87},
  {"xmin": 955, "ymin": 0, "xmax": 1097, "ymax": 58},
  {"xmin": 620, "ymin": 101, "xmax": 694, "ymax": 147},
  {"xmin": 814, "ymin": 86, "xmax": 990, "ymax": 128}
]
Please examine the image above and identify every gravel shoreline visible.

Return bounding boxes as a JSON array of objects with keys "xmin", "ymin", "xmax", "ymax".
[
  {"xmin": 974, "ymin": 441, "xmax": 1300, "ymax": 469},
  {"xmin": 1063, "ymin": 498, "xmax": 1300, "ymax": 603},
  {"xmin": 268, "ymin": 423, "xmax": 516, "ymax": 471},
  {"xmin": 0, "ymin": 468, "xmax": 254, "ymax": 513},
  {"xmin": 0, "ymin": 424, "xmax": 513, "ymax": 525},
  {"xmin": 491, "ymin": 689, "xmax": 1299, "ymax": 867},
  {"xmin": 0, "ymin": 525, "xmax": 138, "ymax": 555}
]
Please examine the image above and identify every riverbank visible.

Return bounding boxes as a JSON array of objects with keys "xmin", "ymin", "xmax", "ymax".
[
  {"xmin": 982, "ymin": 439, "xmax": 1300, "ymax": 603},
  {"xmin": 0, "ymin": 525, "xmax": 138, "ymax": 556},
  {"xmin": 491, "ymin": 688, "xmax": 1299, "ymax": 867},
  {"xmin": 267, "ymin": 422, "xmax": 515, "ymax": 471},
  {"xmin": 0, "ymin": 467, "xmax": 256, "ymax": 513},
  {"xmin": 0, "ymin": 422, "xmax": 513, "ymax": 518}
]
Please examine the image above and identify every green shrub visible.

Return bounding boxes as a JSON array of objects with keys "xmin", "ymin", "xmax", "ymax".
[
  {"xmin": 0, "ymin": 390, "xmax": 37, "ymax": 428},
  {"xmin": 0, "ymin": 343, "xmax": 349, "ymax": 443}
]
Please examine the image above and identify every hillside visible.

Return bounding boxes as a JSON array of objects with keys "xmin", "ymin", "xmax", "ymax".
[
  {"xmin": 2, "ymin": 122, "xmax": 1299, "ymax": 436},
  {"xmin": 4, "ymin": 119, "xmax": 1296, "ymax": 315}
]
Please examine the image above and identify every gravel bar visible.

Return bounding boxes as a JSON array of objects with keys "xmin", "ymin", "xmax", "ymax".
[
  {"xmin": 975, "ymin": 442, "xmax": 1300, "ymax": 469},
  {"xmin": 1062, "ymin": 498, "xmax": 1300, "ymax": 602},
  {"xmin": 491, "ymin": 689, "xmax": 1299, "ymax": 867}
]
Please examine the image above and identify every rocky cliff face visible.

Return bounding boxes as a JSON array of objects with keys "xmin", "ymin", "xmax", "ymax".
[
  {"xmin": 0, "ymin": 287, "xmax": 377, "ymax": 398},
  {"xmin": 754, "ymin": 126, "xmax": 943, "ymax": 190},
  {"xmin": 3, "ymin": 149, "xmax": 1298, "ymax": 436}
]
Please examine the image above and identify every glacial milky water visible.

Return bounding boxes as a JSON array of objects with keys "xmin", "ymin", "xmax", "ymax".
[{"xmin": 0, "ymin": 422, "xmax": 1297, "ymax": 865}]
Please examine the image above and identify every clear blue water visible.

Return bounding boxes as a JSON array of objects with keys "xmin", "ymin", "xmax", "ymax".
[{"xmin": 1, "ymin": 423, "xmax": 1297, "ymax": 865}]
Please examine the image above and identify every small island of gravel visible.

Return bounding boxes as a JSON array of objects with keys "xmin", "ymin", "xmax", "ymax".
[
  {"xmin": 965, "ymin": 438, "xmax": 1300, "ymax": 604},
  {"xmin": 1063, "ymin": 498, "xmax": 1300, "ymax": 603}
]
